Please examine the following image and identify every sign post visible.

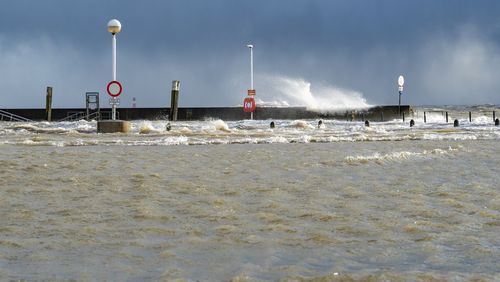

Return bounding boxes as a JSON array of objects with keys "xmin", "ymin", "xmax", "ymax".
[{"xmin": 246, "ymin": 44, "xmax": 255, "ymax": 120}]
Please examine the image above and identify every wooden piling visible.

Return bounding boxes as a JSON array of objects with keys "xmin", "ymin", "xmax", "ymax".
[
  {"xmin": 402, "ymin": 112, "xmax": 405, "ymax": 122},
  {"xmin": 170, "ymin": 80, "xmax": 180, "ymax": 121},
  {"xmin": 424, "ymin": 112, "xmax": 426, "ymax": 123},
  {"xmin": 45, "ymin": 87, "xmax": 53, "ymax": 121},
  {"xmin": 469, "ymin": 112, "xmax": 472, "ymax": 122},
  {"xmin": 446, "ymin": 112, "xmax": 448, "ymax": 123}
]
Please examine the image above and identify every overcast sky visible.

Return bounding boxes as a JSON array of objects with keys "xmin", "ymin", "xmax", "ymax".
[{"xmin": 1, "ymin": 0, "xmax": 500, "ymax": 108}]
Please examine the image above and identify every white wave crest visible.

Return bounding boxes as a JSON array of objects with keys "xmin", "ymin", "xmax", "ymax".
[
  {"xmin": 345, "ymin": 147, "xmax": 461, "ymax": 165},
  {"xmin": 212, "ymin": 119, "xmax": 231, "ymax": 132},
  {"xmin": 290, "ymin": 120, "xmax": 314, "ymax": 129}
]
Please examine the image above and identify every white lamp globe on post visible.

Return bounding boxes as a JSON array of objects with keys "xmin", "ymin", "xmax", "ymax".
[
  {"xmin": 107, "ymin": 19, "xmax": 121, "ymax": 81},
  {"xmin": 107, "ymin": 19, "xmax": 122, "ymax": 120},
  {"xmin": 107, "ymin": 19, "xmax": 122, "ymax": 34},
  {"xmin": 398, "ymin": 75, "xmax": 405, "ymax": 118}
]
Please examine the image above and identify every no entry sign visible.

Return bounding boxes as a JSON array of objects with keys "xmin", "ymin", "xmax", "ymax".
[
  {"xmin": 243, "ymin": 97, "xmax": 256, "ymax": 113},
  {"xmin": 107, "ymin": 80, "xmax": 123, "ymax": 97}
]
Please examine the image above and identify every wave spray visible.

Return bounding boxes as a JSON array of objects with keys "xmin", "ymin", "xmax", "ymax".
[{"xmin": 258, "ymin": 75, "xmax": 371, "ymax": 111}]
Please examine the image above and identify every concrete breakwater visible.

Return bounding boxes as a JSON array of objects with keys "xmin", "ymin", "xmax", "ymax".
[{"xmin": 0, "ymin": 105, "xmax": 411, "ymax": 122}]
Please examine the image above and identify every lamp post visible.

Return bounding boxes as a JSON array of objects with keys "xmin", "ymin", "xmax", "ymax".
[
  {"xmin": 246, "ymin": 44, "xmax": 254, "ymax": 120},
  {"xmin": 97, "ymin": 19, "xmax": 130, "ymax": 133},
  {"xmin": 107, "ymin": 19, "xmax": 122, "ymax": 120},
  {"xmin": 398, "ymin": 75, "xmax": 405, "ymax": 118}
]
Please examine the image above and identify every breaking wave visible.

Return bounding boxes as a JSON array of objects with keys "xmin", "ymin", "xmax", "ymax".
[{"xmin": 259, "ymin": 75, "xmax": 371, "ymax": 111}]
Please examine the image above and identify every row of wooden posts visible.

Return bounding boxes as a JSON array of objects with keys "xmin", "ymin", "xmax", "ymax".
[
  {"xmin": 360, "ymin": 110, "xmax": 498, "ymax": 125},
  {"xmin": 268, "ymin": 117, "xmax": 500, "ymax": 129},
  {"xmin": 314, "ymin": 111, "xmax": 500, "ymax": 129},
  {"xmin": 382, "ymin": 110, "xmax": 500, "ymax": 127},
  {"xmin": 342, "ymin": 110, "xmax": 499, "ymax": 126},
  {"xmin": 421, "ymin": 111, "xmax": 497, "ymax": 124},
  {"xmin": 362, "ymin": 118, "xmax": 498, "ymax": 128},
  {"xmin": 350, "ymin": 110, "xmax": 498, "ymax": 124}
]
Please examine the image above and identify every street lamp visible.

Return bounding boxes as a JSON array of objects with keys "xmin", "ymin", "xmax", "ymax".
[
  {"xmin": 108, "ymin": 19, "xmax": 122, "ymax": 120},
  {"xmin": 398, "ymin": 75, "xmax": 405, "ymax": 117},
  {"xmin": 246, "ymin": 44, "xmax": 254, "ymax": 120}
]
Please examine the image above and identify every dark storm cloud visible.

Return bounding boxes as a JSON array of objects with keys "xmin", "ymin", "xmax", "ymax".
[{"xmin": 1, "ymin": 0, "xmax": 500, "ymax": 108}]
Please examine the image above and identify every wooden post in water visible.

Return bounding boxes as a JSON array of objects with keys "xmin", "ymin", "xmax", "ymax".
[
  {"xmin": 46, "ymin": 87, "xmax": 53, "ymax": 121},
  {"xmin": 469, "ymin": 112, "xmax": 472, "ymax": 122},
  {"xmin": 402, "ymin": 112, "xmax": 405, "ymax": 122},
  {"xmin": 424, "ymin": 111, "xmax": 426, "ymax": 123},
  {"xmin": 170, "ymin": 80, "xmax": 180, "ymax": 121},
  {"xmin": 446, "ymin": 112, "xmax": 448, "ymax": 123}
]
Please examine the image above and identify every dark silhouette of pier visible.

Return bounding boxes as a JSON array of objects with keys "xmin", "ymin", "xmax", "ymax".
[{"xmin": 0, "ymin": 105, "xmax": 411, "ymax": 122}]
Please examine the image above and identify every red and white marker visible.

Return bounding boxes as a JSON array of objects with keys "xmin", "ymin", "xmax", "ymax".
[{"xmin": 243, "ymin": 97, "xmax": 256, "ymax": 113}]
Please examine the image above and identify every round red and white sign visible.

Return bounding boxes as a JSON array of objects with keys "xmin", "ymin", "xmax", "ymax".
[
  {"xmin": 107, "ymin": 80, "xmax": 123, "ymax": 97},
  {"xmin": 243, "ymin": 97, "xmax": 256, "ymax": 113}
]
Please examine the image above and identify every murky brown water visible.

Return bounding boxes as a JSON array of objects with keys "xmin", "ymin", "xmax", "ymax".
[{"xmin": 0, "ymin": 140, "xmax": 499, "ymax": 281}]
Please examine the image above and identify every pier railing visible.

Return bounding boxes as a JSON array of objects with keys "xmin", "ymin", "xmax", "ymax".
[
  {"xmin": 57, "ymin": 111, "xmax": 117, "ymax": 122},
  {"xmin": 0, "ymin": 109, "xmax": 32, "ymax": 122},
  {"xmin": 416, "ymin": 110, "xmax": 498, "ymax": 124}
]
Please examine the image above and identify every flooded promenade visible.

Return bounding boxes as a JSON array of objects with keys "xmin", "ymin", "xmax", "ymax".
[{"xmin": 0, "ymin": 114, "xmax": 499, "ymax": 281}]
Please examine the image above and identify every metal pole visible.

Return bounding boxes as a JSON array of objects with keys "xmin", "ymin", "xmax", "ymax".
[
  {"xmin": 112, "ymin": 34, "xmax": 116, "ymax": 81},
  {"xmin": 112, "ymin": 34, "xmax": 117, "ymax": 120},
  {"xmin": 398, "ymin": 91, "xmax": 402, "ymax": 117},
  {"xmin": 250, "ymin": 46, "xmax": 254, "ymax": 120},
  {"xmin": 250, "ymin": 47, "xmax": 254, "ymax": 91}
]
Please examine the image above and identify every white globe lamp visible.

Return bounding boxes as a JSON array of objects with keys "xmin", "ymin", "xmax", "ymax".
[{"xmin": 107, "ymin": 19, "xmax": 122, "ymax": 34}]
